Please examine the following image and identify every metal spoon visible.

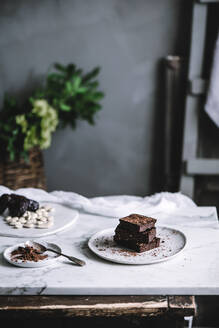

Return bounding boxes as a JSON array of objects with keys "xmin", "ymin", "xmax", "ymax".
[{"xmin": 31, "ymin": 241, "xmax": 86, "ymax": 267}]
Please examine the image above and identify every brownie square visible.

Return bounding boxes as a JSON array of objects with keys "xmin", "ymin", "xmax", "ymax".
[
  {"xmin": 119, "ymin": 214, "xmax": 156, "ymax": 232},
  {"xmin": 136, "ymin": 238, "xmax": 160, "ymax": 253},
  {"xmin": 114, "ymin": 237, "xmax": 160, "ymax": 253},
  {"xmin": 115, "ymin": 225, "xmax": 156, "ymax": 244}
]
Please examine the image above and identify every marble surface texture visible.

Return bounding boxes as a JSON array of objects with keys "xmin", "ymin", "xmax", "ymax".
[{"xmin": 0, "ymin": 207, "xmax": 219, "ymax": 295}]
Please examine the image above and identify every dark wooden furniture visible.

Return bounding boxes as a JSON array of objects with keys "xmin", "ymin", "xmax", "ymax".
[{"xmin": 0, "ymin": 295, "xmax": 195, "ymax": 328}]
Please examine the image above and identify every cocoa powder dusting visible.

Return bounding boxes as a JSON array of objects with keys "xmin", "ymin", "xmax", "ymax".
[
  {"xmin": 120, "ymin": 214, "xmax": 156, "ymax": 226},
  {"xmin": 11, "ymin": 245, "xmax": 48, "ymax": 262}
]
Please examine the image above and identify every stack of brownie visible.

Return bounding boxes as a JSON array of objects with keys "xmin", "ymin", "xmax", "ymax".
[{"xmin": 114, "ymin": 213, "xmax": 160, "ymax": 253}]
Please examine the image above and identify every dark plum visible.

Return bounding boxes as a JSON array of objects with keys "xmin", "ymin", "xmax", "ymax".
[
  {"xmin": 8, "ymin": 194, "xmax": 29, "ymax": 217},
  {"xmin": 1, "ymin": 193, "xmax": 40, "ymax": 217},
  {"xmin": 28, "ymin": 199, "xmax": 39, "ymax": 212},
  {"xmin": 0, "ymin": 194, "xmax": 11, "ymax": 214}
]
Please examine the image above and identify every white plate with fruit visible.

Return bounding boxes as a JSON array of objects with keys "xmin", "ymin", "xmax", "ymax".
[{"xmin": 0, "ymin": 194, "xmax": 78, "ymax": 238}]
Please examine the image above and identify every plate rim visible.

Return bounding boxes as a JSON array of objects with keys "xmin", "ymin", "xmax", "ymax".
[
  {"xmin": 88, "ymin": 226, "xmax": 187, "ymax": 265},
  {"xmin": 0, "ymin": 202, "xmax": 79, "ymax": 238},
  {"xmin": 3, "ymin": 240, "xmax": 62, "ymax": 268}
]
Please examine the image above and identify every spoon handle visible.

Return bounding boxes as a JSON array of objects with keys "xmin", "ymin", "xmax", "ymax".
[
  {"xmin": 63, "ymin": 255, "xmax": 86, "ymax": 267},
  {"xmin": 47, "ymin": 248, "xmax": 86, "ymax": 266}
]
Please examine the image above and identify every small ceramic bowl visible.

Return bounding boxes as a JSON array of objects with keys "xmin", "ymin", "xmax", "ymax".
[{"xmin": 3, "ymin": 240, "xmax": 61, "ymax": 268}]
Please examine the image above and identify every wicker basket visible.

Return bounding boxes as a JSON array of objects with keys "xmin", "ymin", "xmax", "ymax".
[{"xmin": 0, "ymin": 147, "xmax": 46, "ymax": 190}]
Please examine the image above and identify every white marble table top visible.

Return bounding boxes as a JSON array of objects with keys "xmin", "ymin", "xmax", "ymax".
[{"xmin": 0, "ymin": 207, "xmax": 219, "ymax": 295}]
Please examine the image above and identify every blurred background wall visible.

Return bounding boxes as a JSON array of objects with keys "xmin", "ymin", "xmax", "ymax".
[{"xmin": 0, "ymin": 0, "xmax": 191, "ymax": 196}]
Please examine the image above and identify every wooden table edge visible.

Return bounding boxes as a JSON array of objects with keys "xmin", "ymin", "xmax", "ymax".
[{"xmin": 0, "ymin": 295, "xmax": 196, "ymax": 318}]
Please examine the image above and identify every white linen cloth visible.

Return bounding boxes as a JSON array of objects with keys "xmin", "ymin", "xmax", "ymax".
[
  {"xmin": 205, "ymin": 32, "xmax": 219, "ymax": 127},
  {"xmin": 0, "ymin": 185, "xmax": 218, "ymax": 229}
]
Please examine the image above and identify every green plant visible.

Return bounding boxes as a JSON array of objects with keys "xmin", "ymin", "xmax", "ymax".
[
  {"xmin": 0, "ymin": 96, "xmax": 58, "ymax": 161},
  {"xmin": 0, "ymin": 95, "xmax": 25, "ymax": 161},
  {"xmin": 34, "ymin": 63, "xmax": 104, "ymax": 128},
  {"xmin": 0, "ymin": 63, "xmax": 104, "ymax": 161}
]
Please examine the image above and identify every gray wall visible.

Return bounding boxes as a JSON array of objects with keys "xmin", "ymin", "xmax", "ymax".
[{"xmin": 0, "ymin": 0, "xmax": 191, "ymax": 197}]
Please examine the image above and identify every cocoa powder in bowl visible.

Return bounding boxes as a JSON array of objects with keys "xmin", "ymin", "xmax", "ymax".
[{"xmin": 10, "ymin": 245, "xmax": 48, "ymax": 262}]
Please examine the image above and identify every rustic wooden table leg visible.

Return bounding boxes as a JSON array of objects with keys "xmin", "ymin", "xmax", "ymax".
[{"xmin": 168, "ymin": 296, "xmax": 196, "ymax": 328}]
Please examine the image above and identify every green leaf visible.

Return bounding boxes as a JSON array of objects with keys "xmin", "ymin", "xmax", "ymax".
[
  {"xmin": 87, "ymin": 81, "xmax": 99, "ymax": 89},
  {"xmin": 67, "ymin": 64, "xmax": 76, "ymax": 75},
  {"xmin": 60, "ymin": 103, "xmax": 71, "ymax": 111},
  {"xmin": 77, "ymin": 87, "xmax": 87, "ymax": 94},
  {"xmin": 47, "ymin": 73, "xmax": 63, "ymax": 82},
  {"xmin": 93, "ymin": 91, "xmax": 104, "ymax": 100},
  {"xmin": 75, "ymin": 68, "xmax": 83, "ymax": 75},
  {"xmin": 12, "ymin": 128, "xmax": 19, "ymax": 135},
  {"xmin": 54, "ymin": 63, "xmax": 66, "ymax": 72},
  {"xmin": 73, "ymin": 76, "xmax": 81, "ymax": 89},
  {"xmin": 83, "ymin": 67, "xmax": 100, "ymax": 82},
  {"xmin": 91, "ymin": 103, "xmax": 102, "ymax": 111},
  {"xmin": 4, "ymin": 124, "xmax": 12, "ymax": 132},
  {"xmin": 20, "ymin": 150, "xmax": 29, "ymax": 163},
  {"xmin": 65, "ymin": 81, "xmax": 74, "ymax": 93}
]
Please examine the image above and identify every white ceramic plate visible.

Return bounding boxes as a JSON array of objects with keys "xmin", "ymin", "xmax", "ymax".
[
  {"xmin": 3, "ymin": 240, "xmax": 61, "ymax": 268},
  {"xmin": 88, "ymin": 226, "xmax": 187, "ymax": 265},
  {"xmin": 0, "ymin": 202, "xmax": 79, "ymax": 238}
]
